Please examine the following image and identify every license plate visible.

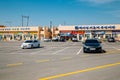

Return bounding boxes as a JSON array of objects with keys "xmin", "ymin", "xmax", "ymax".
[{"xmin": 90, "ymin": 48, "xmax": 95, "ymax": 50}]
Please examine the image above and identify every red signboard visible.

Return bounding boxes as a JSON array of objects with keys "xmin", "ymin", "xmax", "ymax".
[
  {"xmin": 60, "ymin": 30, "xmax": 84, "ymax": 35},
  {"xmin": 71, "ymin": 31, "xmax": 84, "ymax": 35}
]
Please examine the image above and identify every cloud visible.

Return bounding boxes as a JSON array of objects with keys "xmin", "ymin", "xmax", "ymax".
[{"xmin": 78, "ymin": 0, "xmax": 118, "ymax": 4}]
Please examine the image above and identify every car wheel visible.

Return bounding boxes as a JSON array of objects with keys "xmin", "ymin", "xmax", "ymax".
[
  {"xmin": 83, "ymin": 51, "xmax": 87, "ymax": 53},
  {"xmin": 38, "ymin": 44, "xmax": 40, "ymax": 48},
  {"xmin": 100, "ymin": 50, "xmax": 103, "ymax": 53},
  {"xmin": 31, "ymin": 45, "xmax": 33, "ymax": 48},
  {"xmin": 83, "ymin": 48, "xmax": 87, "ymax": 53}
]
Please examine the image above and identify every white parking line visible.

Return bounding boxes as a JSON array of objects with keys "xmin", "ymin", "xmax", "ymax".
[
  {"xmin": 30, "ymin": 47, "xmax": 55, "ymax": 54},
  {"xmin": 112, "ymin": 46, "xmax": 120, "ymax": 50},
  {"xmin": 52, "ymin": 47, "xmax": 69, "ymax": 54},
  {"xmin": 76, "ymin": 47, "xmax": 83, "ymax": 55}
]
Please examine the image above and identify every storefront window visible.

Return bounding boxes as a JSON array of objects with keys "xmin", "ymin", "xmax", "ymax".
[
  {"xmin": 24, "ymin": 35, "xmax": 26, "ymax": 40},
  {"xmin": 98, "ymin": 34, "xmax": 104, "ymax": 38},
  {"xmin": 85, "ymin": 34, "xmax": 90, "ymax": 39},
  {"xmin": 14, "ymin": 35, "xmax": 22, "ymax": 40},
  {"xmin": 0, "ymin": 35, "xmax": 2, "ymax": 41},
  {"xmin": 112, "ymin": 34, "xmax": 117, "ymax": 38},
  {"xmin": 92, "ymin": 34, "xmax": 97, "ymax": 38},
  {"xmin": 30, "ymin": 36, "xmax": 32, "ymax": 40},
  {"xmin": 79, "ymin": 35, "xmax": 82, "ymax": 40},
  {"xmin": 24, "ymin": 35, "xmax": 33, "ymax": 40},
  {"xmin": 105, "ymin": 34, "xmax": 111, "ymax": 38},
  {"xmin": 34, "ymin": 34, "xmax": 37, "ymax": 39}
]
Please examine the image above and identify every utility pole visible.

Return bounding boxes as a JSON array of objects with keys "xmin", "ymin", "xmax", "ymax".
[
  {"xmin": 22, "ymin": 16, "xmax": 23, "ymax": 27},
  {"xmin": 22, "ymin": 15, "xmax": 29, "ymax": 27},
  {"xmin": 27, "ymin": 16, "xmax": 29, "ymax": 26},
  {"xmin": 50, "ymin": 21, "xmax": 53, "ymax": 39},
  {"xmin": 50, "ymin": 21, "xmax": 52, "ymax": 29}
]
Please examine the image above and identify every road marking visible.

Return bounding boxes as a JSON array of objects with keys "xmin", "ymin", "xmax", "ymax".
[
  {"xmin": 30, "ymin": 47, "xmax": 56, "ymax": 55},
  {"xmin": 106, "ymin": 50, "xmax": 120, "ymax": 54},
  {"xmin": 7, "ymin": 62, "xmax": 23, "ymax": 67},
  {"xmin": 112, "ymin": 46, "xmax": 120, "ymax": 51},
  {"xmin": 81, "ymin": 54, "xmax": 90, "ymax": 57},
  {"xmin": 118, "ymin": 49, "xmax": 120, "ymax": 50},
  {"xmin": 36, "ymin": 60, "xmax": 50, "ymax": 63},
  {"xmin": 38, "ymin": 62, "xmax": 120, "ymax": 80},
  {"xmin": 52, "ymin": 47, "xmax": 69, "ymax": 54},
  {"xmin": 61, "ymin": 57, "xmax": 72, "ymax": 60},
  {"xmin": 76, "ymin": 47, "xmax": 82, "ymax": 55},
  {"xmin": 112, "ymin": 46, "xmax": 118, "ymax": 50}
]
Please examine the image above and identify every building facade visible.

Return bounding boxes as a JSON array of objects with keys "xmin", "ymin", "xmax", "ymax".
[
  {"xmin": 1, "ymin": 24, "xmax": 120, "ymax": 41},
  {"xmin": 0, "ymin": 26, "xmax": 52, "ymax": 41},
  {"xmin": 57, "ymin": 24, "xmax": 120, "ymax": 41}
]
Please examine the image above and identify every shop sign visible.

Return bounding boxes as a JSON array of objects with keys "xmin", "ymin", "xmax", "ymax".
[
  {"xmin": 20, "ymin": 28, "xmax": 30, "ymax": 30},
  {"xmin": 0, "ymin": 27, "xmax": 30, "ymax": 31},
  {"xmin": 18, "ymin": 32, "xmax": 23, "ymax": 35},
  {"xmin": 13, "ymin": 32, "xmax": 18, "ymax": 34},
  {"xmin": 92, "ymin": 31, "xmax": 105, "ymax": 34},
  {"xmin": 71, "ymin": 31, "xmax": 84, "ymax": 34},
  {"xmin": 85, "ymin": 31, "xmax": 91, "ymax": 34},
  {"xmin": 75, "ymin": 25, "xmax": 115, "ymax": 30},
  {"xmin": 112, "ymin": 30, "xmax": 120, "ymax": 34},
  {"xmin": 60, "ymin": 33, "xmax": 71, "ymax": 36},
  {"xmin": 60, "ymin": 30, "xmax": 72, "ymax": 33},
  {"xmin": 30, "ymin": 32, "xmax": 37, "ymax": 34}
]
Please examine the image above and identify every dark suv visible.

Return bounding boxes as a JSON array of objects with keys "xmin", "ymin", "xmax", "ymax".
[
  {"xmin": 108, "ymin": 37, "xmax": 115, "ymax": 42},
  {"xmin": 83, "ymin": 39, "xmax": 102, "ymax": 53}
]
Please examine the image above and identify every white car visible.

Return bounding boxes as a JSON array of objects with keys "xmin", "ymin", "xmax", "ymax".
[
  {"xmin": 21, "ymin": 40, "xmax": 40, "ymax": 49},
  {"xmin": 44, "ymin": 38, "xmax": 51, "ymax": 42}
]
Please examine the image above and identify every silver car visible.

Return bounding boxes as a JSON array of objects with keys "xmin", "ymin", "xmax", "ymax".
[{"xmin": 21, "ymin": 40, "xmax": 40, "ymax": 49}]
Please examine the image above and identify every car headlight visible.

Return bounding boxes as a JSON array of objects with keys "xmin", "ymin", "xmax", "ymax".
[
  {"xmin": 84, "ymin": 45, "xmax": 89, "ymax": 48},
  {"xmin": 28, "ymin": 44, "xmax": 32, "ymax": 46},
  {"xmin": 98, "ymin": 45, "xmax": 102, "ymax": 48}
]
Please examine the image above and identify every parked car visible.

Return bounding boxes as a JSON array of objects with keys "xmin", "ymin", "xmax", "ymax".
[
  {"xmin": 52, "ymin": 37, "xmax": 59, "ymax": 42},
  {"xmin": 94, "ymin": 37, "xmax": 102, "ymax": 43},
  {"xmin": 44, "ymin": 38, "xmax": 51, "ymax": 42},
  {"xmin": 59, "ymin": 37, "xmax": 65, "ymax": 42},
  {"xmin": 21, "ymin": 40, "xmax": 40, "ymax": 49},
  {"xmin": 83, "ymin": 39, "xmax": 102, "ymax": 53},
  {"xmin": 72, "ymin": 37, "xmax": 78, "ymax": 42},
  {"xmin": 108, "ymin": 37, "xmax": 115, "ymax": 42}
]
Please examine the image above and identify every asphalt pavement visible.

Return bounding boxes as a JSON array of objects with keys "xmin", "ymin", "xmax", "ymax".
[{"xmin": 0, "ymin": 41, "xmax": 120, "ymax": 80}]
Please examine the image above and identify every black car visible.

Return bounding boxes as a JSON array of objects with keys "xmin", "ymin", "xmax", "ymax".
[
  {"xmin": 59, "ymin": 37, "xmax": 65, "ymax": 42},
  {"xmin": 108, "ymin": 37, "xmax": 115, "ymax": 42},
  {"xmin": 83, "ymin": 39, "xmax": 102, "ymax": 53}
]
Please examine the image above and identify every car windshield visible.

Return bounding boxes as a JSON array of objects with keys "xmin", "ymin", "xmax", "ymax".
[
  {"xmin": 85, "ymin": 39, "xmax": 99, "ymax": 43},
  {"xmin": 24, "ymin": 40, "xmax": 33, "ymax": 43}
]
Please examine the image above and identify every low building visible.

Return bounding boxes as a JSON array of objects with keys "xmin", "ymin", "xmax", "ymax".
[
  {"xmin": 57, "ymin": 24, "xmax": 120, "ymax": 41},
  {"xmin": 0, "ymin": 26, "xmax": 51, "ymax": 41},
  {"xmin": 1, "ymin": 24, "xmax": 120, "ymax": 41}
]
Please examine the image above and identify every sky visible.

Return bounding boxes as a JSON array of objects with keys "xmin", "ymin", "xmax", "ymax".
[{"xmin": 0, "ymin": 0, "xmax": 120, "ymax": 27}]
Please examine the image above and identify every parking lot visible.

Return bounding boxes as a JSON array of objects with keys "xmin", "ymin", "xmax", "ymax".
[{"xmin": 0, "ymin": 41, "xmax": 120, "ymax": 80}]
